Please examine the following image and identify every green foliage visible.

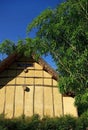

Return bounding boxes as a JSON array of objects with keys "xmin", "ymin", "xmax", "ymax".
[
  {"xmin": 25, "ymin": 114, "xmax": 41, "ymax": 130},
  {"xmin": 0, "ymin": 114, "xmax": 77, "ymax": 130},
  {"xmin": 56, "ymin": 115, "xmax": 77, "ymax": 130},
  {"xmin": 41, "ymin": 116, "xmax": 57, "ymax": 130},
  {"xmin": 41, "ymin": 115, "xmax": 77, "ymax": 130},
  {"xmin": 75, "ymin": 90, "xmax": 88, "ymax": 116},
  {"xmin": 27, "ymin": 8, "xmax": 53, "ymax": 33},
  {"xmin": 0, "ymin": 126, "xmax": 7, "ymax": 130},
  {"xmin": 0, "ymin": 114, "xmax": 40, "ymax": 130},
  {"xmin": 0, "ymin": 40, "xmax": 16, "ymax": 55},
  {"xmin": 27, "ymin": 0, "xmax": 88, "ymax": 95},
  {"xmin": 0, "ymin": 113, "xmax": 88, "ymax": 130},
  {"xmin": 27, "ymin": 0, "xmax": 88, "ymax": 115},
  {"xmin": 76, "ymin": 110, "xmax": 88, "ymax": 130}
]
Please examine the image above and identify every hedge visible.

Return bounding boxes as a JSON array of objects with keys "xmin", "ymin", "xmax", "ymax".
[{"xmin": 0, "ymin": 112, "xmax": 88, "ymax": 130}]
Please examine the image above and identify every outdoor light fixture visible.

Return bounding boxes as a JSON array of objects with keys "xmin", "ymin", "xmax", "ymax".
[{"xmin": 23, "ymin": 85, "xmax": 30, "ymax": 92}]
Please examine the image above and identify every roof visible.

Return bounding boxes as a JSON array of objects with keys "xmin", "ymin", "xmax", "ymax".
[
  {"xmin": 0, "ymin": 53, "xmax": 75, "ymax": 97},
  {"xmin": 0, "ymin": 53, "xmax": 58, "ymax": 80}
]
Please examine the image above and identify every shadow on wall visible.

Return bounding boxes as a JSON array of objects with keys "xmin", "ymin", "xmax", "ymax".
[{"xmin": 0, "ymin": 58, "xmax": 34, "ymax": 89}]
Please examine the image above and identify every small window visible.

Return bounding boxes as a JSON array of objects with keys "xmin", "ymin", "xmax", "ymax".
[{"xmin": 17, "ymin": 63, "xmax": 33, "ymax": 67}]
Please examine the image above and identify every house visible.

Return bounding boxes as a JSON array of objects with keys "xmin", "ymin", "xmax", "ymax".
[{"xmin": 0, "ymin": 53, "xmax": 77, "ymax": 118}]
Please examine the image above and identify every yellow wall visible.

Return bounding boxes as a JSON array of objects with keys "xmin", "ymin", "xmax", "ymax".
[
  {"xmin": 0, "ymin": 57, "xmax": 77, "ymax": 118},
  {"xmin": 63, "ymin": 97, "xmax": 78, "ymax": 116}
]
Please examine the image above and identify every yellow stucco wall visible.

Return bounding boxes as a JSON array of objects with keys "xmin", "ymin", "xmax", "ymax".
[
  {"xmin": 63, "ymin": 97, "xmax": 78, "ymax": 116},
  {"xmin": 0, "ymin": 57, "xmax": 77, "ymax": 118}
]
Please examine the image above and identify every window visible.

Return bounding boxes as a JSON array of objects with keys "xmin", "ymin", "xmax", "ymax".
[{"xmin": 17, "ymin": 63, "xmax": 33, "ymax": 67}]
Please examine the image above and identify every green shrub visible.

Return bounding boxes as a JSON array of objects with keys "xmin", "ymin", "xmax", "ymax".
[
  {"xmin": 0, "ymin": 114, "xmax": 41, "ymax": 130},
  {"xmin": 56, "ymin": 115, "xmax": 77, "ymax": 130},
  {"xmin": 0, "ymin": 118, "xmax": 20, "ymax": 130},
  {"xmin": 0, "ymin": 114, "xmax": 6, "ymax": 129},
  {"xmin": 0, "ymin": 125, "xmax": 7, "ymax": 130},
  {"xmin": 2, "ymin": 113, "xmax": 88, "ymax": 130},
  {"xmin": 0, "ymin": 115, "xmax": 28, "ymax": 130},
  {"xmin": 24, "ymin": 114, "xmax": 41, "ymax": 130},
  {"xmin": 40, "ymin": 115, "xmax": 76, "ymax": 130},
  {"xmin": 40, "ymin": 116, "xmax": 57, "ymax": 130},
  {"xmin": 76, "ymin": 110, "xmax": 88, "ymax": 130},
  {"xmin": 75, "ymin": 91, "xmax": 88, "ymax": 116}
]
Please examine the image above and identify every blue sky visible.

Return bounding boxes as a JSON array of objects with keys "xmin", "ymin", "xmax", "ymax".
[{"xmin": 0, "ymin": 0, "xmax": 64, "ymax": 69}]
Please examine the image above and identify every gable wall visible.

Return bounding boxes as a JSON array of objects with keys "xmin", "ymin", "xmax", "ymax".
[{"xmin": 0, "ymin": 57, "xmax": 63, "ymax": 118}]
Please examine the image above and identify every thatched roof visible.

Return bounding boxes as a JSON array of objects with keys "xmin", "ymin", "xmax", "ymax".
[
  {"xmin": 0, "ymin": 53, "xmax": 58, "ymax": 80},
  {"xmin": 0, "ymin": 54, "xmax": 76, "ymax": 97}
]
